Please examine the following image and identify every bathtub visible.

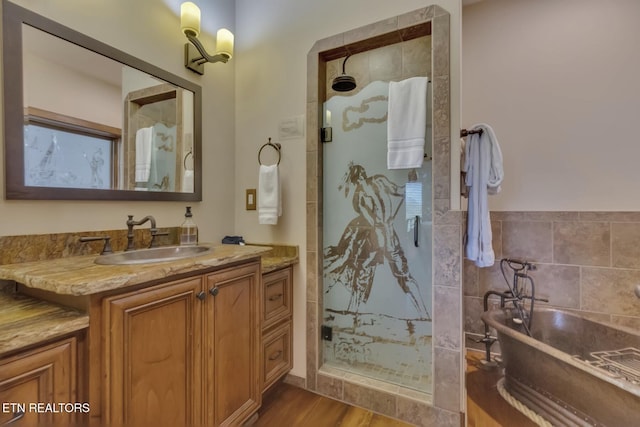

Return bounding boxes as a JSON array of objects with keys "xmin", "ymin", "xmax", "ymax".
[{"xmin": 482, "ymin": 306, "xmax": 640, "ymax": 426}]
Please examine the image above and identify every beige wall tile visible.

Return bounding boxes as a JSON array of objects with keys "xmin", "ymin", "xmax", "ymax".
[
  {"xmin": 316, "ymin": 373, "xmax": 344, "ymax": 400},
  {"xmin": 433, "ymin": 286, "xmax": 461, "ymax": 349},
  {"xmin": 554, "ymin": 221, "xmax": 610, "ymax": 266},
  {"xmin": 433, "ymin": 225, "xmax": 461, "ymax": 288},
  {"xmin": 369, "ymin": 44, "xmax": 402, "ymax": 82},
  {"xmin": 582, "ymin": 267, "xmax": 640, "ymax": 316},
  {"xmin": 502, "ymin": 221, "xmax": 552, "ymax": 263},
  {"xmin": 524, "ymin": 264, "xmax": 580, "ymax": 309},
  {"xmin": 612, "ymin": 222, "xmax": 640, "ymax": 268},
  {"xmin": 343, "ymin": 381, "xmax": 396, "ymax": 417},
  {"xmin": 433, "ymin": 347, "xmax": 460, "ymax": 413}
]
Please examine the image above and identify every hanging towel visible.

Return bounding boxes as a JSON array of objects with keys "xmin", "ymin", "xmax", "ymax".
[
  {"xmin": 135, "ymin": 127, "xmax": 153, "ymax": 182},
  {"xmin": 182, "ymin": 170, "xmax": 194, "ymax": 193},
  {"xmin": 387, "ymin": 77, "xmax": 428, "ymax": 169},
  {"xmin": 258, "ymin": 164, "xmax": 281, "ymax": 225},
  {"xmin": 463, "ymin": 123, "xmax": 504, "ymax": 267}
]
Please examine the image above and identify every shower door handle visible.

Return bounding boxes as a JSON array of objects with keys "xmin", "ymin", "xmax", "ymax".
[{"xmin": 414, "ymin": 216, "xmax": 419, "ymax": 247}]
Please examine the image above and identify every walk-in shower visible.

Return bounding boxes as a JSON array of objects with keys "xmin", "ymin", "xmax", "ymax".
[{"xmin": 321, "ymin": 38, "xmax": 433, "ymax": 393}]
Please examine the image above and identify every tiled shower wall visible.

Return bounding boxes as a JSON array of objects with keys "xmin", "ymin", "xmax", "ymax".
[{"xmin": 465, "ymin": 211, "xmax": 640, "ymax": 347}]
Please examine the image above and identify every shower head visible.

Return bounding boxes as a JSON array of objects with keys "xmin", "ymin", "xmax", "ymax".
[{"xmin": 332, "ymin": 55, "xmax": 357, "ymax": 92}]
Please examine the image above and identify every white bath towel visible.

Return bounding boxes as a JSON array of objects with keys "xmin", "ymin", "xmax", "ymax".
[
  {"xmin": 387, "ymin": 77, "xmax": 428, "ymax": 169},
  {"xmin": 463, "ymin": 123, "xmax": 504, "ymax": 267},
  {"xmin": 258, "ymin": 164, "xmax": 281, "ymax": 225},
  {"xmin": 135, "ymin": 127, "xmax": 153, "ymax": 182}
]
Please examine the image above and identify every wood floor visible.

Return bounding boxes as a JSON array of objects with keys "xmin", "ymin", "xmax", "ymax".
[
  {"xmin": 254, "ymin": 351, "xmax": 537, "ymax": 427},
  {"xmin": 465, "ymin": 351, "xmax": 537, "ymax": 427},
  {"xmin": 254, "ymin": 382, "xmax": 413, "ymax": 427}
]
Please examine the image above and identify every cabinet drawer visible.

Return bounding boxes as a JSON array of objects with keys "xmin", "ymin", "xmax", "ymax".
[
  {"xmin": 262, "ymin": 267, "xmax": 292, "ymax": 330},
  {"xmin": 261, "ymin": 322, "xmax": 292, "ymax": 392}
]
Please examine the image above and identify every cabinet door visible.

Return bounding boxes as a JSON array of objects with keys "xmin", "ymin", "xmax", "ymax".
[
  {"xmin": 103, "ymin": 277, "xmax": 204, "ymax": 427},
  {"xmin": 0, "ymin": 337, "xmax": 77, "ymax": 427},
  {"xmin": 206, "ymin": 262, "xmax": 260, "ymax": 426}
]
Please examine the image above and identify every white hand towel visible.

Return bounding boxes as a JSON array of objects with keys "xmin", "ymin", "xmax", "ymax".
[
  {"xmin": 463, "ymin": 123, "xmax": 504, "ymax": 268},
  {"xmin": 135, "ymin": 127, "xmax": 152, "ymax": 182},
  {"xmin": 182, "ymin": 170, "xmax": 194, "ymax": 193},
  {"xmin": 387, "ymin": 77, "xmax": 428, "ymax": 169},
  {"xmin": 258, "ymin": 164, "xmax": 281, "ymax": 225}
]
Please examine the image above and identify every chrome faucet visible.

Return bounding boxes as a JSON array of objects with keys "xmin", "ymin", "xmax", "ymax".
[{"xmin": 126, "ymin": 215, "xmax": 159, "ymax": 250}]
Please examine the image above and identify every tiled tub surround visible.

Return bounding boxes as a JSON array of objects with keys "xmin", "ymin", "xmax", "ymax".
[
  {"xmin": 465, "ymin": 211, "xmax": 640, "ymax": 351},
  {"xmin": 307, "ymin": 6, "xmax": 464, "ymax": 426}
]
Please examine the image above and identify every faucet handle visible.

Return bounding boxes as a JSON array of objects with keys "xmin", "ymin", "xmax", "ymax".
[
  {"xmin": 149, "ymin": 229, "xmax": 169, "ymax": 248},
  {"xmin": 79, "ymin": 236, "xmax": 113, "ymax": 255}
]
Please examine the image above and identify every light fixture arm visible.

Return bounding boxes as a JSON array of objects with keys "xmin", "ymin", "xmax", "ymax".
[{"xmin": 185, "ymin": 32, "xmax": 230, "ymax": 66}]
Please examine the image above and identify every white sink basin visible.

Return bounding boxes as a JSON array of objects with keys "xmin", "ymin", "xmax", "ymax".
[{"xmin": 95, "ymin": 245, "xmax": 214, "ymax": 265}]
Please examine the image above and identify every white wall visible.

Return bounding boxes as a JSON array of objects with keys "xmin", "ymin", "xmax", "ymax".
[
  {"xmin": 0, "ymin": 0, "xmax": 236, "ymax": 240},
  {"xmin": 463, "ymin": 0, "xmax": 640, "ymax": 211},
  {"xmin": 234, "ymin": 0, "xmax": 461, "ymax": 379}
]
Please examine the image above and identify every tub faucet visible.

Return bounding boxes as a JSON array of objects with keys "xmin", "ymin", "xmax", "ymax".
[{"xmin": 126, "ymin": 215, "xmax": 158, "ymax": 250}]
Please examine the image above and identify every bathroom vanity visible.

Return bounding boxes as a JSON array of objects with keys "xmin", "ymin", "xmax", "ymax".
[{"xmin": 0, "ymin": 244, "xmax": 297, "ymax": 426}]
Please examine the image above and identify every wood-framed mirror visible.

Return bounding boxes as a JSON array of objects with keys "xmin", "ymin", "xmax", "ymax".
[{"xmin": 2, "ymin": 0, "xmax": 202, "ymax": 201}]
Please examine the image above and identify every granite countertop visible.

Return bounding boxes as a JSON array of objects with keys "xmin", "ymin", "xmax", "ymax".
[
  {"xmin": 0, "ymin": 243, "xmax": 298, "ymax": 355},
  {"xmin": 256, "ymin": 243, "xmax": 299, "ymax": 273},
  {"xmin": 0, "ymin": 244, "xmax": 273, "ymax": 296},
  {"xmin": 0, "ymin": 285, "xmax": 89, "ymax": 356}
]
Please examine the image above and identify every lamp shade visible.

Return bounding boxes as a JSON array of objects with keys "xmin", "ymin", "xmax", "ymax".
[
  {"xmin": 216, "ymin": 28, "xmax": 234, "ymax": 58},
  {"xmin": 181, "ymin": 2, "xmax": 201, "ymax": 36}
]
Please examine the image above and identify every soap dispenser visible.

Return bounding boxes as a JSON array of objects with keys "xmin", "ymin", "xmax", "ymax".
[{"xmin": 180, "ymin": 206, "xmax": 198, "ymax": 246}]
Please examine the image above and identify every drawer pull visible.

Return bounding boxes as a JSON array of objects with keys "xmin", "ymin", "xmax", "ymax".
[
  {"xmin": 3, "ymin": 410, "xmax": 25, "ymax": 425},
  {"xmin": 268, "ymin": 350, "xmax": 283, "ymax": 361},
  {"xmin": 268, "ymin": 293, "xmax": 283, "ymax": 301}
]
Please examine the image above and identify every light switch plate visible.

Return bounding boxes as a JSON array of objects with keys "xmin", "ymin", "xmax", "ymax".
[{"xmin": 246, "ymin": 189, "xmax": 256, "ymax": 210}]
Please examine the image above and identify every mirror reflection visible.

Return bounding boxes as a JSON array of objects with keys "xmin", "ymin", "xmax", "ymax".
[{"xmin": 3, "ymin": 0, "xmax": 202, "ymax": 201}]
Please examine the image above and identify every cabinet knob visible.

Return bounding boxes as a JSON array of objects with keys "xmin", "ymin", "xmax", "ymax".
[
  {"xmin": 209, "ymin": 287, "xmax": 219, "ymax": 297},
  {"xmin": 196, "ymin": 291, "xmax": 206, "ymax": 301}
]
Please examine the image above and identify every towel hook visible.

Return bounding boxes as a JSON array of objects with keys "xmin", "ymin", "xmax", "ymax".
[{"xmin": 258, "ymin": 137, "xmax": 281, "ymax": 165}]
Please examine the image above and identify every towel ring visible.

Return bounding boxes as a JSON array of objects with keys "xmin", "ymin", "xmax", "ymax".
[
  {"xmin": 258, "ymin": 137, "xmax": 281, "ymax": 165},
  {"xmin": 183, "ymin": 148, "xmax": 193, "ymax": 169}
]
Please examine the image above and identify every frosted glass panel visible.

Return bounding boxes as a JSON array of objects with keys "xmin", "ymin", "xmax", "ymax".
[
  {"xmin": 322, "ymin": 81, "xmax": 432, "ymax": 392},
  {"xmin": 24, "ymin": 124, "xmax": 112, "ymax": 189}
]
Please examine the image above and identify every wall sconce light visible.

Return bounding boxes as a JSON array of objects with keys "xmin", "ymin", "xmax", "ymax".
[{"xmin": 181, "ymin": 2, "xmax": 234, "ymax": 75}]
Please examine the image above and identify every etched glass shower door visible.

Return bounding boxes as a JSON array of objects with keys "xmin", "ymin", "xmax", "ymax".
[{"xmin": 322, "ymin": 80, "xmax": 433, "ymax": 393}]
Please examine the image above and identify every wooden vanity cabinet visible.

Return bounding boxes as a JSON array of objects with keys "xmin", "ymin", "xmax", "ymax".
[
  {"xmin": 260, "ymin": 266, "xmax": 293, "ymax": 392},
  {"xmin": 101, "ymin": 260, "xmax": 261, "ymax": 427},
  {"xmin": 0, "ymin": 336, "xmax": 80, "ymax": 427}
]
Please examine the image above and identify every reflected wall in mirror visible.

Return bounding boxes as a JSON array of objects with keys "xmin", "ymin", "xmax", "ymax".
[{"xmin": 3, "ymin": 0, "xmax": 202, "ymax": 200}]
